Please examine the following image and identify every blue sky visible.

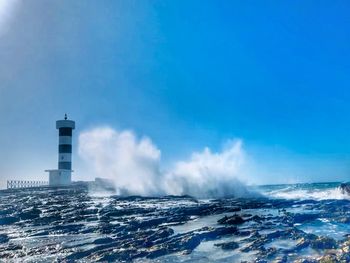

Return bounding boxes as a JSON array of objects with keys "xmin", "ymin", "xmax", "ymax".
[{"xmin": 1, "ymin": 1, "xmax": 350, "ymax": 184}]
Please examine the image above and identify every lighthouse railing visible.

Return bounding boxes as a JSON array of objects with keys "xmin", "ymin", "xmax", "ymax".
[{"xmin": 6, "ymin": 180, "xmax": 48, "ymax": 189}]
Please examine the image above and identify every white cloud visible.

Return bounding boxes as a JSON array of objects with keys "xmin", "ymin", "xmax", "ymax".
[{"xmin": 78, "ymin": 127, "xmax": 250, "ymax": 198}]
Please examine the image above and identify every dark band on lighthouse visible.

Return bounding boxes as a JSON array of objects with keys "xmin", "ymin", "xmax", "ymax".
[
  {"xmin": 46, "ymin": 114, "xmax": 75, "ymax": 186},
  {"xmin": 58, "ymin": 123, "xmax": 74, "ymax": 173}
]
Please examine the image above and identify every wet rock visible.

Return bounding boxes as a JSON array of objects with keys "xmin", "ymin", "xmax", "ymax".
[
  {"xmin": 50, "ymin": 223, "xmax": 84, "ymax": 234},
  {"xmin": 295, "ymin": 237, "xmax": 311, "ymax": 251},
  {"xmin": 294, "ymin": 259, "xmax": 317, "ymax": 263},
  {"xmin": 261, "ymin": 247, "xmax": 278, "ymax": 259},
  {"xmin": 30, "ymin": 230, "xmax": 49, "ymax": 237},
  {"xmin": 310, "ymin": 236, "xmax": 337, "ymax": 250},
  {"xmin": 198, "ymin": 226, "xmax": 237, "ymax": 240},
  {"xmin": 0, "ymin": 216, "xmax": 19, "ymax": 225},
  {"xmin": 237, "ymin": 230, "xmax": 251, "ymax": 236},
  {"xmin": 340, "ymin": 182, "xmax": 350, "ymax": 195},
  {"xmin": 317, "ymin": 253, "xmax": 339, "ymax": 263},
  {"xmin": 19, "ymin": 208, "xmax": 41, "ymax": 220},
  {"xmin": 240, "ymin": 237, "xmax": 266, "ymax": 252},
  {"xmin": 273, "ymin": 255, "xmax": 288, "ymax": 263},
  {"xmin": 93, "ymin": 237, "xmax": 114, "ymax": 244},
  {"xmin": 226, "ymin": 206, "xmax": 242, "ymax": 212},
  {"xmin": 145, "ymin": 227, "xmax": 174, "ymax": 245},
  {"xmin": 339, "ymin": 252, "xmax": 350, "ymax": 262},
  {"xmin": 265, "ymin": 230, "xmax": 283, "ymax": 239},
  {"xmin": 218, "ymin": 215, "xmax": 245, "ymax": 225},
  {"xmin": 129, "ymin": 217, "xmax": 168, "ymax": 229},
  {"xmin": 0, "ymin": 234, "xmax": 9, "ymax": 243},
  {"xmin": 291, "ymin": 213, "xmax": 319, "ymax": 224},
  {"xmin": 146, "ymin": 234, "xmax": 201, "ymax": 259},
  {"xmin": 0, "ymin": 209, "xmax": 15, "ymax": 216},
  {"xmin": 248, "ymin": 215, "xmax": 265, "ymax": 222},
  {"xmin": 214, "ymin": 241, "xmax": 239, "ymax": 250},
  {"xmin": 2, "ymin": 185, "xmax": 350, "ymax": 262}
]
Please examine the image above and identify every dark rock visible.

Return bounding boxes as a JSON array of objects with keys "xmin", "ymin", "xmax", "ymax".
[
  {"xmin": 317, "ymin": 253, "xmax": 339, "ymax": 263},
  {"xmin": 226, "ymin": 207, "xmax": 242, "ymax": 212},
  {"xmin": 0, "ymin": 216, "xmax": 19, "ymax": 225},
  {"xmin": 147, "ymin": 234, "xmax": 201, "ymax": 259},
  {"xmin": 310, "ymin": 236, "xmax": 337, "ymax": 250},
  {"xmin": 198, "ymin": 226, "xmax": 237, "ymax": 240},
  {"xmin": 0, "ymin": 234, "xmax": 9, "ymax": 244},
  {"xmin": 291, "ymin": 213, "xmax": 319, "ymax": 224},
  {"xmin": 19, "ymin": 208, "xmax": 41, "ymax": 220},
  {"xmin": 295, "ymin": 238, "xmax": 310, "ymax": 251},
  {"xmin": 218, "ymin": 215, "xmax": 245, "ymax": 225},
  {"xmin": 266, "ymin": 230, "xmax": 283, "ymax": 239},
  {"xmin": 237, "ymin": 230, "xmax": 251, "ymax": 236},
  {"xmin": 340, "ymin": 182, "xmax": 350, "ymax": 195},
  {"xmin": 214, "ymin": 241, "xmax": 239, "ymax": 250},
  {"xmin": 93, "ymin": 237, "xmax": 114, "ymax": 244}
]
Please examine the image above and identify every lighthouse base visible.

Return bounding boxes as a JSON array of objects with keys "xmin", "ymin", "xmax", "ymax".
[{"xmin": 45, "ymin": 169, "xmax": 72, "ymax": 186}]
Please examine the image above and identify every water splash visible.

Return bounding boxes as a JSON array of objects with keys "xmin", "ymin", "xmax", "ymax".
[
  {"xmin": 260, "ymin": 183, "xmax": 350, "ymax": 200},
  {"xmin": 78, "ymin": 127, "xmax": 251, "ymax": 198}
]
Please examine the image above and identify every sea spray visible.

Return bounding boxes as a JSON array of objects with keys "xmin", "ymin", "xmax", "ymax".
[
  {"xmin": 259, "ymin": 182, "xmax": 350, "ymax": 200},
  {"xmin": 78, "ymin": 127, "xmax": 252, "ymax": 198},
  {"xmin": 162, "ymin": 140, "xmax": 250, "ymax": 198},
  {"xmin": 78, "ymin": 127, "xmax": 164, "ymax": 196}
]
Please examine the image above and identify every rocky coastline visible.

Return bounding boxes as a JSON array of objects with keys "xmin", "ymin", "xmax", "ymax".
[{"xmin": 1, "ymin": 186, "xmax": 350, "ymax": 262}]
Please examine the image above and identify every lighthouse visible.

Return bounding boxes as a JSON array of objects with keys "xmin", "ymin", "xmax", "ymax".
[{"xmin": 45, "ymin": 114, "xmax": 75, "ymax": 186}]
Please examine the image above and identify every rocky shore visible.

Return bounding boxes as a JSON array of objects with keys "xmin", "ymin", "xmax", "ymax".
[{"xmin": 1, "ymin": 186, "xmax": 350, "ymax": 262}]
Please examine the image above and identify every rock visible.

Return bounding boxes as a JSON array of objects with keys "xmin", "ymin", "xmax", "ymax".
[
  {"xmin": 0, "ymin": 234, "xmax": 9, "ymax": 244},
  {"xmin": 0, "ymin": 216, "xmax": 19, "ymax": 225},
  {"xmin": 266, "ymin": 230, "xmax": 283, "ymax": 239},
  {"xmin": 294, "ymin": 259, "xmax": 317, "ymax": 263},
  {"xmin": 295, "ymin": 237, "xmax": 310, "ymax": 251},
  {"xmin": 291, "ymin": 213, "xmax": 319, "ymax": 224},
  {"xmin": 93, "ymin": 237, "xmax": 114, "ymax": 244},
  {"xmin": 198, "ymin": 226, "xmax": 237, "ymax": 240},
  {"xmin": 249, "ymin": 215, "xmax": 264, "ymax": 222},
  {"xmin": 226, "ymin": 207, "xmax": 242, "ymax": 212},
  {"xmin": 19, "ymin": 208, "xmax": 41, "ymax": 220},
  {"xmin": 218, "ymin": 215, "xmax": 245, "ymax": 225},
  {"xmin": 317, "ymin": 253, "xmax": 339, "ymax": 263},
  {"xmin": 311, "ymin": 236, "xmax": 337, "ymax": 250},
  {"xmin": 214, "ymin": 241, "xmax": 239, "ymax": 250},
  {"xmin": 2, "ymin": 185, "xmax": 350, "ymax": 262},
  {"xmin": 340, "ymin": 183, "xmax": 350, "ymax": 195},
  {"xmin": 339, "ymin": 252, "xmax": 350, "ymax": 262},
  {"xmin": 147, "ymin": 234, "xmax": 201, "ymax": 259}
]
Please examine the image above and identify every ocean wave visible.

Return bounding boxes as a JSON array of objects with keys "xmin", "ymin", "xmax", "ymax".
[{"xmin": 263, "ymin": 186, "xmax": 350, "ymax": 200}]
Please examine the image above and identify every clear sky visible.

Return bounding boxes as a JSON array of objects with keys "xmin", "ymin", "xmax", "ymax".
[{"xmin": 1, "ymin": 0, "xmax": 350, "ymax": 185}]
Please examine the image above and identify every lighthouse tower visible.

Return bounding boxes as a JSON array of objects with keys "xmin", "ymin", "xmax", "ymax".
[{"xmin": 46, "ymin": 114, "xmax": 75, "ymax": 186}]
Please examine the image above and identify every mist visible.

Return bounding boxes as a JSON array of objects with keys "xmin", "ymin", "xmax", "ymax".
[{"xmin": 78, "ymin": 127, "xmax": 252, "ymax": 198}]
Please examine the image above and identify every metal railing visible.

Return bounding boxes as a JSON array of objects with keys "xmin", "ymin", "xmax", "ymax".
[{"xmin": 7, "ymin": 180, "xmax": 48, "ymax": 189}]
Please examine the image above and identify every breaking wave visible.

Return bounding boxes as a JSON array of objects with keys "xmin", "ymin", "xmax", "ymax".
[
  {"xmin": 78, "ymin": 127, "xmax": 254, "ymax": 198},
  {"xmin": 260, "ymin": 182, "xmax": 350, "ymax": 200}
]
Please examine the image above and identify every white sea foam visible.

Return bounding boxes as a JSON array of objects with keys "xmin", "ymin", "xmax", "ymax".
[
  {"xmin": 264, "ymin": 187, "xmax": 350, "ymax": 200},
  {"xmin": 78, "ymin": 127, "xmax": 253, "ymax": 198}
]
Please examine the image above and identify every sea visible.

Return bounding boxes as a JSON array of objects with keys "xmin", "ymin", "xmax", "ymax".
[
  {"xmin": 0, "ymin": 182, "xmax": 350, "ymax": 262},
  {"xmin": 257, "ymin": 181, "xmax": 350, "ymax": 200}
]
